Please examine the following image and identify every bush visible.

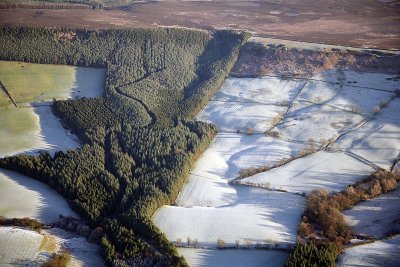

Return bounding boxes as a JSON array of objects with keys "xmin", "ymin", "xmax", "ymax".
[
  {"xmin": 373, "ymin": 105, "xmax": 381, "ymax": 114},
  {"xmin": 217, "ymin": 239, "xmax": 225, "ymax": 249},
  {"xmin": 43, "ymin": 252, "xmax": 71, "ymax": 267},
  {"xmin": 246, "ymin": 127, "xmax": 254, "ymax": 135},
  {"xmin": 0, "ymin": 217, "xmax": 42, "ymax": 232}
]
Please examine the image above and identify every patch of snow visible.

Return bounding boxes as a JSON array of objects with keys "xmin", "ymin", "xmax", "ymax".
[
  {"xmin": 0, "ymin": 227, "xmax": 44, "ymax": 266},
  {"xmin": 47, "ymin": 228, "xmax": 105, "ymax": 267},
  {"xmin": 343, "ymin": 188, "xmax": 400, "ymax": 239},
  {"xmin": 176, "ymin": 133, "xmax": 306, "ymax": 207},
  {"xmin": 197, "ymin": 101, "xmax": 285, "ymax": 133},
  {"xmin": 333, "ymin": 98, "xmax": 400, "ymax": 170},
  {"xmin": 237, "ymin": 151, "xmax": 375, "ymax": 194},
  {"xmin": 0, "ymin": 227, "xmax": 104, "ymax": 267},
  {"xmin": 214, "ymin": 77, "xmax": 306, "ymax": 105},
  {"xmin": 275, "ymin": 103, "xmax": 365, "ymax": 143},
  {"xmin": 337, "ymin": 235, "xmax": 400, "ymax": 267},
  {"xmin": 154, "ymin": 191, "xmax": 304, "ymax": 247},
  {"xmin": 68, "ymin": 67, "xmax": 105, "ymax": 99},
  {"xmin": 313, "ymin": 69, "xmax": 400, "ymax": 92}
]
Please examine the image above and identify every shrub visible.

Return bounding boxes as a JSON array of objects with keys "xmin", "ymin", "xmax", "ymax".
[
  {"xmin": 268, "ymin": 130, "xmax": 280, "ymax": 138},
  {"xmin": 273, "ymin": 114, "xmax": 282, "ymax": 125},
  {"xmin": 298, "ymin": 221, "xmax": 312, "ymax": 237},
  {"xmin": 351, "ymin": 105, "xmax": 361, "ymax": 114},
  {"xmin": 0, "ymin": 217, "xmax": 42, "ymax": 232},
  {"xmin": 373, "ymin": 105, "xmax": 381, "ymax": 114},
  {"xmin": 43, "ymin": 252, "xmax": 71, "ymax": 267},
  {"xmin": 217, "ymin": 239, "xmax": 225, "ymax": 249},
  {"xmin": 246, "ymin": 127, "xmax": 254, "ymax": 135}
]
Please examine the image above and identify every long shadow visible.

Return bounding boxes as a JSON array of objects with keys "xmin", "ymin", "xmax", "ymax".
[
  {"xmin": 23, "ymin": 105, "xmax": 81, "ymax": 156},
  {"xmin": 71, "ymin": 66, "xmax": 106, "ymax": 99},
  {"xmin": 0, "ymin": 168, "xmax": 78, "ymax": 223}
]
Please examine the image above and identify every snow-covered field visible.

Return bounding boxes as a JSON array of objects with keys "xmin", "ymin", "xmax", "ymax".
[
  {"xmin": 176, "ymin": 132, "xmax": 306, "ymax": 207},
  {"xmin": 0, "ymin": 227, "xmax": 44, "ymax": 266},
  {"xmin": 333, "ymin": 98, "xmax": 400, "ymax": 170},
  {"xmin": 212, "ymin": 77, "xmax": 306, "ymax": 105},
  {"xmin": 337, "ymin": 235, "xmax": 400, "ymax": 267},
  {"xmin": 47, "ymin": 228, "xmax": 105, "ymax": 267},
  {"xmin": 155, "ymin": 190, "xmax": 304, "ymax": 247},
  {"xmin": 155, "ymin": 66, "xmax": 399, "ymax": 266},
  {"xmin": 197, "ymin": 76, "xmax": 305, "ymax": 133},
  {"xmin": 197, "ymin": 102, "xmax": 285, "ymax": 133},
  {"xmin": 0, "ymin": 227, "xmax": 104, "ymax": 267},
  {"xmin": 0, "ymin": 168, "xmax": 79, "ymax": 223},
  {"xmin": 275, "ymin": 102, "xmax": 366, "ymax": 143},
  {"xmin": 312, "ymin": 70, "xmax": 400, "ymax": 92},
  {"xmin": 178, "ymin": 248, "xmax": 288, "ymax": 267},
  {"xmin": 237, "ymin": 151, "xmax": 375, "ymax": 194},
  {"xmin": 343, "ymin": 188, "xmax": 400, "ymax": 239},
  {"xmin": 296, "ymin": 80, "xmax": 396, "ymax": 116}
]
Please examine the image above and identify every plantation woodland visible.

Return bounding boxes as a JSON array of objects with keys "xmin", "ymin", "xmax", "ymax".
[{"xmin": 0, "ymin": 27, "xmax": 248, "ymax": 266}]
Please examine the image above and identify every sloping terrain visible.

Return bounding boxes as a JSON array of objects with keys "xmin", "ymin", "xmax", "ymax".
[
  {"xmin": 343, "ymin": 188, "xmax": 400, "ymax": 239},
  {"xmin": 154, "ymin": 41, "xmax": 400, "ymax": 265},
  {"xmin": 337, "ymin": 235, "xmax": 400, "ymax": 267}
]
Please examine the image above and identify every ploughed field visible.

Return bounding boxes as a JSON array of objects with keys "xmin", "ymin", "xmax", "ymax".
[{"xmin": 154, "ymin": 46, "xmax": 400, "ymax": 266}]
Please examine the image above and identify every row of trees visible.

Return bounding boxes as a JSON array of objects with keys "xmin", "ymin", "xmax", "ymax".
[
  {"xmin": 0, "ymin": 0, "xmax": 102, "ymax": 9},
  {"xmin": 0, "ymin": 26, "xmax": 248, "ymax": 266}
]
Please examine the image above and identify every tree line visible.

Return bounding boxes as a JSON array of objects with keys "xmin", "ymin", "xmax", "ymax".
[{"xmin": 0, "ymin": 0, "xmax": 102, "ymax": 9}]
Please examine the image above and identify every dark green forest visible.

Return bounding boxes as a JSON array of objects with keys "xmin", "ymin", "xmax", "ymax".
[
  {"xmin": 0, "ymin": 0, "xmax": 175, "ymax": 9},
  {"xmin": 284, "ymin": 242, "xmax": 338, "ymax": 267},
  {"xmin": 0, "ymin": 0, "xmax": 102, "ymax": 9},
  {"xmin": 0, "ymin": 27, "xmax": 249, "ymax": 266}
]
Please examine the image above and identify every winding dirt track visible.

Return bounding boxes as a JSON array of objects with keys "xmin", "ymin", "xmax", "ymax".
[{"xmin": 1, "ymin": 0, "xmax": 399, "ymax": 50}]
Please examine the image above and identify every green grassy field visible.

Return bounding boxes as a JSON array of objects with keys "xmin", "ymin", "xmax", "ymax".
[
  {"xmin": 0, "ymin": 61, "xmax": 105, "ymax": 107},
  {"xmin": 0, "ymin": 108, "xmax": 39, "ymax": 156}
]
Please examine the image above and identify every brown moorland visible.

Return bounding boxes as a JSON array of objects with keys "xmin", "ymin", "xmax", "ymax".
[{"xmin": 0, "ymin": 0, "xmax": 399, "ymax": 50}]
